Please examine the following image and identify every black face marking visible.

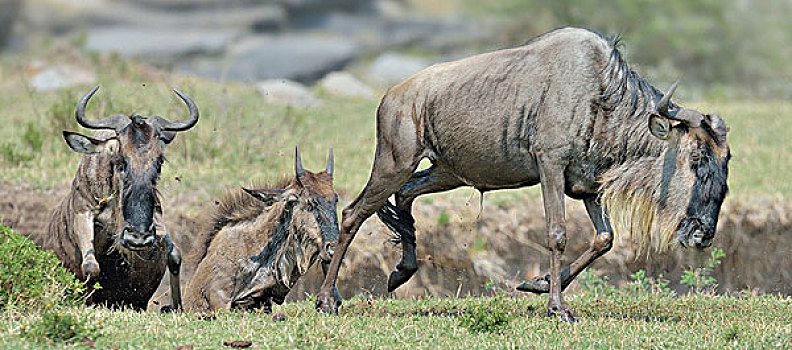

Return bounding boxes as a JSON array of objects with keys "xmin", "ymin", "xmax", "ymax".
[
  {"xmin": 249, "ymin": 201, "xmax": 296, "ymax": 268},
  {"xmin": 658, "ymin": 148, "xmax": 678, "ymax": 208},
  {"xmin": 685, "ymin": 144, "xmax": 729, "ymax": 234},
  {"xmin": 120, "ymin": 156, "xmax": 163, "ymax": 235},
  {"xmin": 311, "ymin": 195, "xmax": 339, "ymax": 244}
]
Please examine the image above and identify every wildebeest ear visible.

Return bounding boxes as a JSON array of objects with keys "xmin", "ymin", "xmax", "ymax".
[
  {"xmin": 63, "ymin": 131, "xmax": 111, "ymax": 154},
  {"xmin": 243, "ymin": 188, "xmax": 287, "ymax": 206},
  {"xmin": 159, "ymin": 131, "xmax": 176, "ymax": 145},
  {"xmin": 648, "ymin": 114, "xmax": 671, "ymax": 140}
]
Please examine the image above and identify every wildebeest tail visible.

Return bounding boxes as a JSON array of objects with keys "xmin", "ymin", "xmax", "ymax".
[{"xmin": 376, "ymin": 200, "xmax": 415, "ymax": 246}]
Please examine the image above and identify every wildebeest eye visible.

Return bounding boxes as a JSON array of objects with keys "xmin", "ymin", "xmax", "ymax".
[
  {"xmin": 112, "ymin": 156, "xmax": 127, "ymax": 170},
  {"xmin": 690, "ymin": 150, "xmax": 702, "ymax": 163}
]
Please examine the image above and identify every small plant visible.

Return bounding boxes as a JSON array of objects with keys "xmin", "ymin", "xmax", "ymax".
[
  {"xmin": 1, "ymin": 143, "xmax": 33, "ymax": 165},
  {"xmin": 625, "ymin": 270, "xmax": 675, "ymax": 297},
  {"xmin": 578, "ymin": 269, "xmax": 617, "ymax": 296},
  {"xmin": 436, "ymin": 209, "xmax": 450, "ymax": 227},
  {"xmin": 628, "ymin": 269, "xmax": 651, "ymax": 295},
  {"xmin": 458, "ymin": 296, "xmax": 513, "ymax": 333},
  {"xmin": 20, "ymin": 308, "xmax": 101, "ymax": 343},
  {"xmin": 0, "ymin": 225, "xmax": 86, "ymax": 310},
  {"xmin": 482, "ymin": 279, "xmax": 498, "ymax": 296},
  {"xmin": 651, "ymin": 274, "xmax": 674, "ymax": 297},
  {"xmin": 22, "ymin": 122, "xmax": 43, "ymax": 153},
  {"xmin": 47, "ymin": 89, "xmax": 79, "ymax": 137},
  {"xmin": 681, "ymin": 247, "xmax": 726, "ymax": 294},
  {"xmin": 720, "ymin": 324, "xmax": 740, "ymax": 343}
]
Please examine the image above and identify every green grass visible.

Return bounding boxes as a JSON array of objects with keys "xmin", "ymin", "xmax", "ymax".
[
  {"xmin": 0, "ymin": 45, "xmax": 789, "ymax": 207},
  {"xmin": 1, "ymin": 293, "xmax": 790, "ymax": 349}
]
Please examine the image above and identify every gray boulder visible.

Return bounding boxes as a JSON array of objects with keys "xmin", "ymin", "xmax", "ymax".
[
  {"xmin": 82, "ymin": 4, "xmax": 287, "ymax": 33},
  {"xmin": 28, "ymin": 62, "xmax": 96, "ymax": 92},
  {"xmin": 0, "ymin": 0, "xmax": 21, "ymax": 48},
  {"xmin": 256, "ymin": 79, "xmax": 323, "ymax": 107},
  {"xmin": 318, "ymin": 71, "xmax": 375, "ymax": 99},
  {"xmin": 180, "ymin": 34, "xmax": 359, "ymax": 84},
  {"xmin": 85, "ymin": 27, "xmax": 236, "ymax": 64},
  {"xmin": 366, "ymin": 53, "xmax": 432, "ymax": 87}
]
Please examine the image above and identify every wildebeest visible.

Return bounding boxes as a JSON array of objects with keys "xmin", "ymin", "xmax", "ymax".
[
  {"xmin": 182, "ymin": 148, "xmax": 339, "ymax": 313},
  {"xmin": 38, "ymin": 86, "xmax": 199, "ymax": 310},
  {"xmin": 315, "ymin": 27, "xmax": 730, "ymax": 321}
]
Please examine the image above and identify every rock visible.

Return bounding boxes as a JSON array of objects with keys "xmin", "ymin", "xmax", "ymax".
[
  {"xmin": 256, "ymin": 79, "xmax": 323, "ymax": 107},
  {"xmin": 180, "ymin": 34, "xmax": 359, "ymax": 84},
  {"xmin": 126, "ymin": 0, "xmax": 255, "ymax": 11},
  {"xmin": 281, "ymin": 0, "xmax": 374, "ymax": 16},
  {"xmin": 85, "ymin": 27, "xmax": 236, "ymax": 64},
  {"xmin": 28, "ymin": 62, "xmax": 96, "ymax": 91},
  {"xmin": 292, "ymin": 13, "xmax": 488, "ymax": 54},
  {"xmin": 366, "ymin": 53, "xmax": 432, "ymax": 87},
  {"xmin": 0, "ymin": 0, "xmax": 21, "ymax": 48},
  {"xmin": 373, "ymin": 0, "xmax": 408, "ymax": 18},
  {"xmin": 318, "ymin": 71, "xmax": 375, "ymax": 99},
  {"xmin": 81, "ymin": 3, "xmax": 286, "ymax": 33}
]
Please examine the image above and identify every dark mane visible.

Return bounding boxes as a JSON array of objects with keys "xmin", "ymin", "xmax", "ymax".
[
  {"xmin": 185, "ymin": 177, "xmax": 293, "ymax": 270},
  {"xmin": 597, "ymin": 35, "xmax": 668, "ymax": 119}
]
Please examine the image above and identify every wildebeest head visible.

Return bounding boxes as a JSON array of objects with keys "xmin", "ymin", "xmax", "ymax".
[
  {"xmin": 62, "ymin": 86, "xmax": 199, "ymax": 251},
  {"xmin": 601, "ymin": 82, "xmax": 730, "ymax": 252},
  {"xmin": 243, "ymin": 147, "xmax": 339, "ymax": 269}
]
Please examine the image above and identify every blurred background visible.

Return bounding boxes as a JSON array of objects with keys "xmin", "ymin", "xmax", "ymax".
[
  {"xmin": 3, "ymin": 0, "xmax": 791, "ymax": 97},
  {"xmin": 1, "ymin": 0, "xmax": 790, "ymax": 303}
]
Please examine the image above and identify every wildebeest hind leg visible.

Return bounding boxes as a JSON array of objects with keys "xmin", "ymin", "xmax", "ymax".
[
  {"xmin": 518, "ymin": 197, "xmax": 614, "ymax": 294},
  {"xmin": 316, "ymin": 132, "xmax": 424, "ymax": 313},
  {"xmin": 377, "ymin": 165, "xmax": 464, "ymax": 292}
]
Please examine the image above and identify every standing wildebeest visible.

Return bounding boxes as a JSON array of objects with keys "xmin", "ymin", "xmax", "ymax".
[
  {"xmin": 39, "ymin": 86, "xmax": 199, "ymax": 310},
  {"xmin": 315, "ymin": 27, "xmax": 730, "ymax": 321},
  {"xmin": 183, "ymin": 148, "xmax": 339, "ymax": 313}
]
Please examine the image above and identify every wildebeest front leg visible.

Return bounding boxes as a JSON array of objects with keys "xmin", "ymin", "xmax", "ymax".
[
  {"xmin": 73, "ymin": 211, "xmax": 100, "ymax": 280},
  {"xmin": 321, "ymin": 262, "xmax": 342, "ymax": 302},
  {"xmin": 164, "ymin": 235, "xmax": 182, "ymax": 311},
  {"xmin": 537, "ymin": 156, "xmax": 576, "ymax": 322},
  {"xmin": 316, "ymin": 127, "xmax": 422, "ymax": 313},
  {"xmin": 518, "ymin": 197, "xmax": 614, "ymax": 294},
  {"xmin": 377, "ymin": 165, "xmax": 465, "ymax": 292}
]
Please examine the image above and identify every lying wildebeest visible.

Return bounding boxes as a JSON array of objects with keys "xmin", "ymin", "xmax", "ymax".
[
  {"xmin": 38, "ymin": 86, "xmax": 199, "ymax": 310},
  {"xmin": 183, "ymin": 148, "xmax": 339, "ymax": 313},
  {"xmin": 315, "ymin": 27, "xmax": 730, "ymax": 321}
]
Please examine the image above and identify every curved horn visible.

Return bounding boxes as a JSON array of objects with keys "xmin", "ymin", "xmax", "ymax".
[
  {"xmin": 161, "ymin": 89, "xmax": 200, "ymax": 132},
  {"xmin": 75, "ymin": 86, "xmax": 121, "ymax": 130},
  {"xmin": 295, "ymin": 146, "xmax": 305, "ymax": 178},
  {"xmin": 656, "ymin": 81, "xmax": 679, "ymax": 117},
  {"xmin": 326, "ymin": 148, "xmax": 334, "ymax": 175}
]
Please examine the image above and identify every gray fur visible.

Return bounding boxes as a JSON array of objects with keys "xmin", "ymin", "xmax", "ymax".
[{"xmin": 316, "ymin": 27, "xmax": 730, "ymax": 322}]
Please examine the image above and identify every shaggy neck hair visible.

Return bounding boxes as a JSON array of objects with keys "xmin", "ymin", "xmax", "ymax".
[
  {"xmin": 245, "ymin": 199, "xmax": 321, "ymax": 290},
  {"xmin": 186, "ymin": 178, "xmax": 292, "ymax": 271},
  {"xmin": 191, "ymin": 178, "xmax": 321, "ymax": 298},
  {"xmin": 594, "ymin": 37, "xmax": 686, "ymax": 254}
]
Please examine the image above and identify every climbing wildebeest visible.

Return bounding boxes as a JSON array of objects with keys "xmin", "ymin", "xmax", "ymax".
[
  {"xmin": 315, "ymin": 27, "xmax": 731, "ymax": 321},
  {"xmin": 182, "ymin": 148, "xmax": 339, "ymax": 313},
  {"xmin": 39, "ymin": 86, "xmax": 199, "ymax": 310}
]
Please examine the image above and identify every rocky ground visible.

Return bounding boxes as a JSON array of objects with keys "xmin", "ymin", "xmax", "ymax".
[{"xmin": 5, "ymin": 0, "xmax": 491, "ymax": 91}]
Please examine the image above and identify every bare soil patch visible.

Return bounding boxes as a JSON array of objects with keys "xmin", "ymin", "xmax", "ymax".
[{"xmin": 2, "ymin": 182, "xmax": 790, "ymax": 308}]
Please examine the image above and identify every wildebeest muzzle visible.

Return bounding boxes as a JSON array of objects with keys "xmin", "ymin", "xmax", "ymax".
[
  {"xmin": 120, "ymin": 222, "xmax": 156, "ymax": 250},
  {"xmin": 676, "ymin": 217, "xmax": 715, "ymax": 249}
]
